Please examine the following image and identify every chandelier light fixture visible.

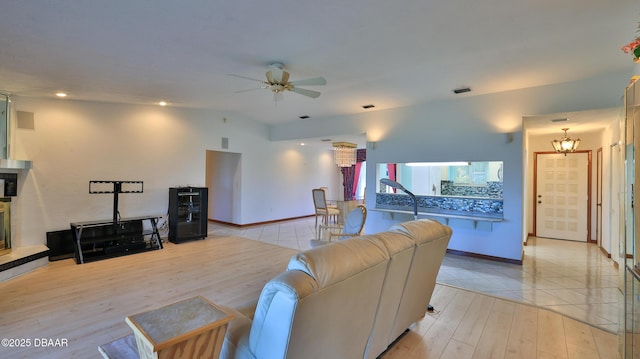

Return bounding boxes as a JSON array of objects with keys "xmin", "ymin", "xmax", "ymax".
[
  {"xmin": 551, "ymin": 128, "xmax": 580, "ymax": 156},
  {"xmin": 332, "ymin": 142, "xmax": 357, "ymax": 167}
]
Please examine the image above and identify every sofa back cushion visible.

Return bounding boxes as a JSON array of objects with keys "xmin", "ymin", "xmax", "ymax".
[
  {"xmin": 287, "ymin": 237, "xmax": 389, "ymax": 287},
  {"xmin": 359, "ymin": 232, "xmax": 415, "ymax": 359},
  {"xmin": 387, "ymin": 219, "xmax": 453, "ymax": 340},
  {"xmin": 248, "ymin": 238, "xmax": 389, "ymax": 359}
]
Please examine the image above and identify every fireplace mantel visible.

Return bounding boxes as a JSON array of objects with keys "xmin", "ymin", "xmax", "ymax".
[{"xmin": 0, "ymin": 159, "xmax": 31, "ymax": 170}]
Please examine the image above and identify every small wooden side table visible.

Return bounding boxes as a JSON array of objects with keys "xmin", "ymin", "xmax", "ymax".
[{"xmin": 125, "ymin": 296, "xmax": 234, "ymax": 359}]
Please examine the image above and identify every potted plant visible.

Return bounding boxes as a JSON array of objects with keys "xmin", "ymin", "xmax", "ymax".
[{"xmin": 622, "ymin": 22, "xmax": 640, "ymax": 63}]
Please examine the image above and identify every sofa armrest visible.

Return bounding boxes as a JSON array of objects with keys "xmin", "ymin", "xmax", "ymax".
[
  {"xmin": 233, "ymin": 298, "xmax": 259, "ymax": 320},
  {"xmin": 219, "ymin": 306, "xmax": 254, "ymax": 359}
]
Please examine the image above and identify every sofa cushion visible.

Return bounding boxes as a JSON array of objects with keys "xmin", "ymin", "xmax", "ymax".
[
  {"xmin": 387, "ymin": 219, "xmax": 453, "ymax": 340},
  {"xmin": 360, "ymin": 231, "xmax": 415, "ymax": 359},
  {"xmin": 248, "ymin": 270, "xmax": 318, "ymax": 358},
  {"xmin": 280, "ymin": 238, "xmax": 390, "ymax": 359},
  {"xmin": 219, "ymin": 306, "xmax": 254, "ymax": 359},
  {"xmin": 389, "ymin": 218, "xmax": 452, "ymax": 245},
  {"xmin": 287, "ymin": 237, "xmax": 389, "ymax": 288}
]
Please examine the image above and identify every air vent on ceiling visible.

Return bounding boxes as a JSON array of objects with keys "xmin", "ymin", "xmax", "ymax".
[
  {"xmin": 299, "ymin": 115, "xmax": 310, "ymax": 119},
  {"xmin": 362, "ymin": 104, "xmax": 375, "ymax": 109},
  {"xmin": 551, "ymin": 118, "xmax": 569, "ymax": 122},
  {"xmin": 453, "ymin": 87, "xmax": 471, "ymax": 94}
]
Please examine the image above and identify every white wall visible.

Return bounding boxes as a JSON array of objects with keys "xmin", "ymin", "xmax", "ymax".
[
  {"xmin": 269, "ymin": 70, "xmax": 631, "ymax": 261},
  {"xmin": 9, "ymin": 97, "xmax": 335, "ymax": 248},
  {"xmin": 8, "ymin": 69, "xmax": 632, "ymax": 262},
  {"xmin": 358, "ymin": 102, "xmax": 524, "ymax": 261}
]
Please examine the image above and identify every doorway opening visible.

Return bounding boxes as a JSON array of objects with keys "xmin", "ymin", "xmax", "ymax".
[{"xmin": 205, "ymin": 150, "xmax": 242, "ymax": 224}]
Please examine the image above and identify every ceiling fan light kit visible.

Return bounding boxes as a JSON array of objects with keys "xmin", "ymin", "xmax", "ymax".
[{"xmin": 232, "ymin": 63, "xmax": 326, "ymax": 102}]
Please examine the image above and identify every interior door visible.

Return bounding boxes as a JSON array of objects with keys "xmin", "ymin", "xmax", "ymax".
[
  {"xmin": 610, "ymin": 143, "xmax": 621, "ymax": 263},
  {"xmin": 535, "ymin": 152, "xmax": 589, "ymax": 241},
  {"xmin": 596, "ymin": 148, "xmax": 602, "ymax": 247}
]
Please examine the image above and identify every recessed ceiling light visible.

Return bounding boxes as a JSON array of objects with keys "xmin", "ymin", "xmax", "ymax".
[
  {"xmin": 158, "ymin": 101, "xmax": 167, "ymax": 106},
  {"xmin": 362, "ymin": 104, "xmax": 375, "ymax": 109},
  {"xmin": 300, "ymin": 142, "xmax": 305, "ymax": 146},
  {"xmin": 55, "ymin": 92, "xmax": 67, "ymax": 98},
  {"xmin": 453, "ymin": 87, "xmax": 471, "ymax": 94},
  {"xmin": 299, "ymin": 115, "xmax": 310, "ymax": 119}
]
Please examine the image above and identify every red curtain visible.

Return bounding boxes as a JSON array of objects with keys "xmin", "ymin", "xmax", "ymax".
[
  {"xmin": 386, "ymin": 163, "xmax": 397, "ymax": 193},
  {"xmin": 340, "ymin": 149, "xmax": 367, "ymax": 200},
  {"xmin": 352, "ymin": 162, "xmax": 362, "ymax": 199}
]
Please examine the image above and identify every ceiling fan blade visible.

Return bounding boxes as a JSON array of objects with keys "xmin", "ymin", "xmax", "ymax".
[
  {"xmin": 290, "ymin": 87, "xmax": 321, "ymax": 98},
  {"xmin": 265, "ymin": 70, "xmax": 274, "ymax": 84},
  {"xmin": 228, "ymin": 74, "xmax": 266, "ymax": 83},
  {"xmin": 281, "ymin": 70, "xmax": 290, "ymax": 84},
  {"xmin": 234, "ymin": 87, "xmax": 267, "ymax": 93},
  {"xmin": 289, "ymin": 77, "xmax": 327, "ymax": 86}
]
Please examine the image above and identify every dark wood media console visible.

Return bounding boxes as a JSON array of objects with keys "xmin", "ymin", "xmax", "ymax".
[
  {"xmin": 70, "ymin": 216, "xmax": 163, "ymax": 264},
  {"xmin": 70, "ymin": 180, "xmax": 163, "ymax": 264}
]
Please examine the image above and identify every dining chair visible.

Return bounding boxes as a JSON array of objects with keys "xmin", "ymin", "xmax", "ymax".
[
  {"xmin": 328, "ymin": 205, "xmax": 367, "ymax": 241},
  {"xmin": 310, "ymin": 205, "xmax": 367, "ymax": 248},
  {"xmin": 311, "ymin": 205, "xmax": 367, "ymax": 247},
  {"xmin": 312, "ymin": 188, "xmax": 340, "ymax": 229},
  {"xmin": 320, "ymin": 186, "xmax": 338, "ymax": 210}
]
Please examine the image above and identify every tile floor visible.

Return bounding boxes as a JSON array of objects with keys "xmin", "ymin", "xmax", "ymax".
[{"xmin": 206, "ymin": 217, "xmax": 620, "ymax": 333}]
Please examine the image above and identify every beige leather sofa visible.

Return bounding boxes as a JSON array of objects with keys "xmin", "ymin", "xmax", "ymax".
[{"xmin": 220, "ymin": 219, "xmax": 452, "ymax": 359}]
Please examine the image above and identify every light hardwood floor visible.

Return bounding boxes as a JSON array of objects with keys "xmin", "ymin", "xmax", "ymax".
[
  {"xmin": 0, "ymin": 237, "xmax": 297, "ymax": 358},
  {"xmin": 380, "ymin": 285, "xmax": 619, "ymax": 359},
  {"xmin": 0, "ymin": 235, "xmax": 620, "ymax": 358}
]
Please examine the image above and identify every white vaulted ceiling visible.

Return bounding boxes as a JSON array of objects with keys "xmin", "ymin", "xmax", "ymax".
[{"xmin": 0, "ymin": 1, "xmax": 637, "ymax": 125}]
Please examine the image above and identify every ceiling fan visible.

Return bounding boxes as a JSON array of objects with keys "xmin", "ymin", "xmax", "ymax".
[{"xmin": 230, "ymin": 63, "xmax": 326, "ymax": 102}]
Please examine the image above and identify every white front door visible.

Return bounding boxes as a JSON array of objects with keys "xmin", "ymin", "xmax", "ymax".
[{"xmin": 536, "ymin": 152, "xmax": 589, "ymax": 241}]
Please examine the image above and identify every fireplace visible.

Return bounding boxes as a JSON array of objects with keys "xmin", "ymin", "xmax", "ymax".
[{"xmin": 0, "ymin": 198, "xmax": 10, "ymax": 256}]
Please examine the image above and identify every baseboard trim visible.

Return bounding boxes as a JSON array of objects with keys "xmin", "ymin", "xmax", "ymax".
[
  {"xmin": 446, "ymin": 249, "xmax": 523, "ymax": 265},
  {"xmin": 209, "ymin": 215, "xmax": 315, "ymax": 228},
  {"xmin": 599, "ymin": 246, "xmax": 612, "ymax": 258}
]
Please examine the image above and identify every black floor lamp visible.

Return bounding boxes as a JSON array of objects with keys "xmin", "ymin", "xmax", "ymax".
[{"xmin": 380, "ymin": 178, "xmax": 418, "ymax": 220}]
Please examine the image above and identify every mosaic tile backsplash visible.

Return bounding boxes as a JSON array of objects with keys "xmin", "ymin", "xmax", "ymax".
[
  {"xmin": 440, "ymin": 180, "xmax": 503, "ymax": 198},
  {"xmin": 375, "ymin": 192, "xmax": 503, "ymax": 219}
]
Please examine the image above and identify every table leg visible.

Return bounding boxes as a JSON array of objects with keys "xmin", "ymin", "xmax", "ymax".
[
  {"xmin": 149, "ymin": 218, "xmax": 163, "ymax": 249},
  {"xmin": 74, "ymin": 227, "xmax": 85, "ymax": 264}
]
